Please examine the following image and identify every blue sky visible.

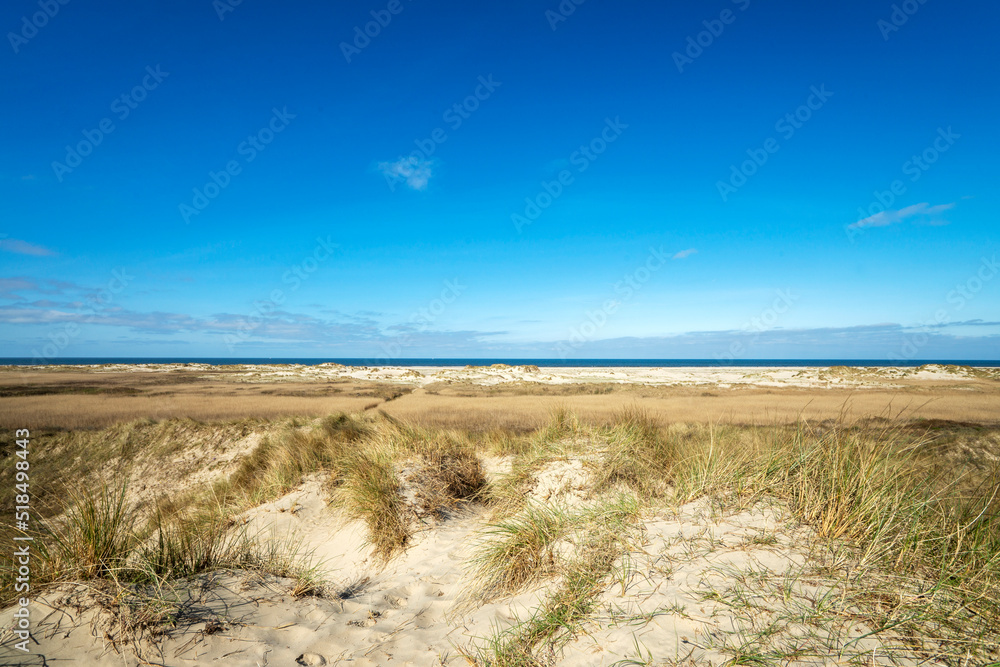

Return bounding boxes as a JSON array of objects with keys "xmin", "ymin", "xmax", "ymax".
[{"xmin": 1, "ymin": 0, "xmax": 997, "ymax": 360}]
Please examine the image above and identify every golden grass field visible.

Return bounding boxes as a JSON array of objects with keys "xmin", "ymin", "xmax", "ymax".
[
  {"xmin": 0, "ymin": 368, "xmax": 406, "ymax": 430},
  {"xmin": 2, "ymin": 364, "xmax": 999, "ymax": 431}
]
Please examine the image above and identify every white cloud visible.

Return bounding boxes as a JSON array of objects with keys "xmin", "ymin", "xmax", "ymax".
[
  {"xmin": 672, "ymin": 248, "xmax": 698, "ymax": 260},
  {"xmin": 0, "ymin": 237, "xmax": 56, "ymax": 256},
  {"xmin": 848, "ymin": 202, "xmax": 954, "ymax": 231},
  {"xmin": 377, "ymin": 156, "xmax": 435, "ymax": 191}
]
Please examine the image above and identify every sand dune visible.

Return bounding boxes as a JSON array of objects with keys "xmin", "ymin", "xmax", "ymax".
[
  {"xmin": 25, "ymin": 361, "xmax": 998, "ymax": 389},
  {"xmin": 2, "ymin": 367, "xmax": 998, "ymax": 665},
  {"xmin": 1, "ymin": 457, "xmax": 940, "ymax": 666}
]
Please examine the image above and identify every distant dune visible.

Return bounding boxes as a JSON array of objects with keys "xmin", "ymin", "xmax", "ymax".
[{"xmin": 2, "ymin": 363, "xmax": 998, "ymax": 430}]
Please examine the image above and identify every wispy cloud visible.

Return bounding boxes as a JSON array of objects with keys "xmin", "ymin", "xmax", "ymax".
[
  {"xmin": 848, "ymin": 202, "xmax": 954, "ymax": 231},
  {"xmin": 928, "ymin": 319, "xmax": 1000, "ymax": 328},
  {"xmin": 547, "ymin": 322, "xmax": 1000, "ymax": 359},
  {"xmin": 0, "ymin": 276, "xmax": 104, "ymax": 299},
  {"xmin": 672, "ymin": 248, "xmax": 698, "ymax": 260},
  {"xmin": 377, "ymin": 156, "xmax": 435, "ymax": 191},
  {"xmin": 0, "ymin": 277, "xmax": 38, "ymax": 297},
  {"xmin": 0, "ymin": 300, "xmax": 502, "ymax": 351},
  {"xmin": 3, "ymin": 293, "xmax": 998, "ymax": 358},
  {"xmin": 0, "ymin": 237, "xmax": 56, "ymax": 256},
  {"xmin": 3, "ymin": 273, "xmax": 995, "ymax": 357}
]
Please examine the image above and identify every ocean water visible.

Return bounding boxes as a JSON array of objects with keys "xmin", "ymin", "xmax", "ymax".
[{"xmin": 2, "ymin": 358, "xmax": 999, "ymax": 368}]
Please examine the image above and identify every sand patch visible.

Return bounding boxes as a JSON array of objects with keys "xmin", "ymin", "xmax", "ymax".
[
  {"xmin": 3, "ymin": 432, "xmax": 992, "ymax": 666},
  {"xmin": 529, "ymin": 458, "xmax": 592, "ymax": 507}
]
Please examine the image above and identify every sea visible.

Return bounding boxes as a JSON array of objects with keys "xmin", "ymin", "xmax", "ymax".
[{"xmin": 1, "ymin": 358, "xmax": 999, "ymax": 368}]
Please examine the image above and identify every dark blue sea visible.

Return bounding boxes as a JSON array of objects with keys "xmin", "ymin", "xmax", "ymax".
[{"xmin": 2, "ymin": 358, "xmax": 999, "ymax": 368}]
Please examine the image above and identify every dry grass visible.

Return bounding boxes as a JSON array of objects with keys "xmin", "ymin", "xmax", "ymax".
[
  {"xmin": 469, "ymin": 502, "xmax": 573, "ymax": 602},
  {"xmin": 0, "ymin": 368, "xmax": 415, "ymax": 430},
  {"xmin": 5, "ymin": 366, "xmax": 999, "ymax": 432},
  {"xmin": 454, "ymin": 407, "xmax": 1000, "ymax": 664},
  {"xmin": 337, "ymin": 444, "xmax": 411, "ymax": 560},
  {"xmin": 592, "ymin": 406, "xmax": 676, "ymax": 496},
  {"xmin": 2, "ymin": 390, "xmax": 1000, "ymax": 664},
  {"xmin": 597, "ymin": 411, "xmax": 1000, "ymax": 654},
  {"xmin": 0, "ymin": 479, "xmax": 320, "ymax": 610},
  {"xmin": 213, "ymin": 411, "xmax": 489, "ymax": 561},
  {"xmin": 469, "ymin": 495, "xmax": 641, "ymax": 666},
  {"xmin": 420, "ymin": 440, "xmax": 488, "ymax": 502},
  {"xmin": 398, "ymin": 435, "xmax": 489, "ymax": 521},
  {"xmin": 329, "ymin": 416, "xmax": 490, "ymax": 560},
  {"xmin": 220, "ymin": 415, "xmax": 366, "ymax": 505},
  {"xmin": 381, "ymin": 390, "xmax": 1000, "ymax": 431},
  {"xmin": 0, "ymin": 392, "xmax": 379, "ymax": 430},
  {"xmin": 40, "ymin": 481, "xmax": 136, "ymax": 581},
  {"xmin": 0, "ymin": 414, "xmax": 371, "ymax": 614},
  {"xmin": 0, "ymin": 417, "xmax": 269, "ymax": 530}
]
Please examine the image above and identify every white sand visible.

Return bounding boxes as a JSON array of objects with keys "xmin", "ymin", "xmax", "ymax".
[
  {"xmin": 16, "ymin": 360, "xmax": 994, "ymax": 389},
  {"xmin": 2, "ymin": 456, "xmax": 940, "ymax": 666},
  {"xmin": 229, "ymin": 362, "xmax": 993, "ymax": 389}
]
